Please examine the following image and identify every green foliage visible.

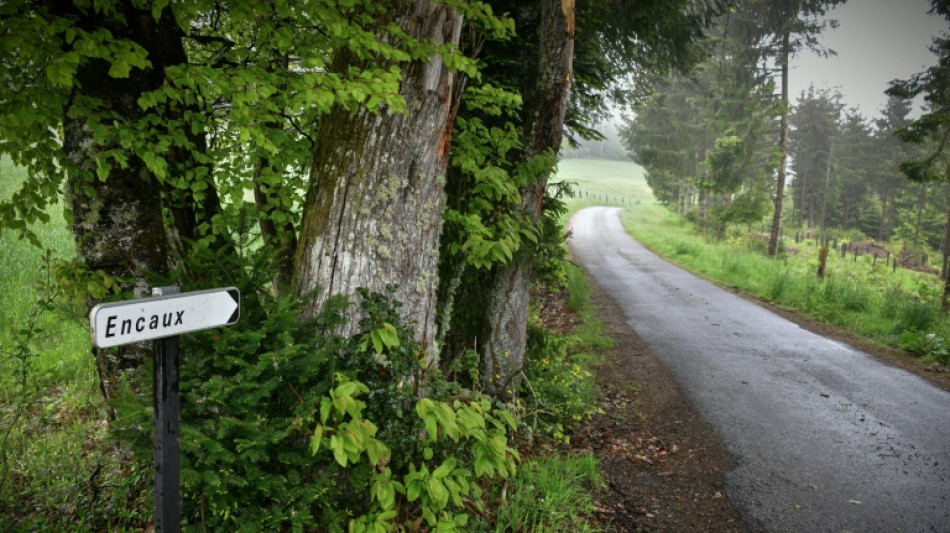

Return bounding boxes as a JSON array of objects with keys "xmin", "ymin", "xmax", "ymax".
[
  {"xmin": 100, "ymin": 235, "xmax": 521, "ymax": 532},
  {"xmin": 898, "ymin": 331, "xmax": 950, "ymax": 364},
  {"xmin": 522, "ymin": 325, "xmax": 601, "ymax": 443},
  {"xmin": 0, "ymin": 0, "xmax": 512, "ymax": 254},
  {"xmin": 520, "ymin": 265, "xmax": 608, "ymax": 443},
  {"xmin": 443, "ymin": 84, "xmax": 539, "ymax": 271},
  {"xmin": 895, "ymin": 298, "xmax": 943, "ymax": 334}
]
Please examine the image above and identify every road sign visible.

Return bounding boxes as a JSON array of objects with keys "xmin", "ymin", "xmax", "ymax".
[{"xmin": 90, "ymin": 287, "xmax": 240, "ymax": 348}]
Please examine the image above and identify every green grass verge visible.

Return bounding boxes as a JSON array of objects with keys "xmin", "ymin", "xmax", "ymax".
[
  {"xmin": 0, "ymin": 157, "xmax": 139, "ymax": 531},
  {"xmin": 490, "ymin": 453, "xmax": 602, "ymax": 533}
]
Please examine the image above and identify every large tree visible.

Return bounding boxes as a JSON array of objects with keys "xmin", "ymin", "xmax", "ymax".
[
  {"xmin": 740, "ymin": 0, "xmax": 845, "ymax": 255},
  {"xmin": 475, "ymin": 0, "xmax": 574, "ymax": 398},
  {"xmin": 0, "ymin": 1, "xmax": 224, "ymax": 400},
  {"xmin": 788, "ymin": 85, "xmax": 841, "ymax": 233},
  {"xmin": 293, "ymin": 2, "xmax": 467, "ymax": 364},
  {"xmin": 887, "ymin": 0, "xmax": 950, "ymax": 306},
  {"xmin": 0, "ymin": 1, "xmax": 479, "ymax": 397},
  {"xmin": 624, "ymin": 5, "xmax": 777, "ymax": 232},
  {"xmin": 874, "ymin": 95, "xmax": 916, "ymax": 240}
]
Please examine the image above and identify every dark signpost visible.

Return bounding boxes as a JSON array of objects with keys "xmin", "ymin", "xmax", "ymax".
[{"xmin": 90, "ymin": 286, "xmax": 240, "ymax": 533}]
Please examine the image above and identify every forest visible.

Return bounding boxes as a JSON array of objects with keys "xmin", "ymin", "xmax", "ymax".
[{"xmin": 623, "ymin": 0, "xmax": 950, "ymax": 291}]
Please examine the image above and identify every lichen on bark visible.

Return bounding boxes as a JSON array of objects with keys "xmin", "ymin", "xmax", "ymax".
[{"xmin": 294, "ymin": 1, "xmax": 464, "ymax": 365}]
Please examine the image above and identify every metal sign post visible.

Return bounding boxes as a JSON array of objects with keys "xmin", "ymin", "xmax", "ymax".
[
  {"xmin": 90, "ymin": 286, "xmax": 239, "ymax": 533},
  {"xmin": 151, "ymin": 286, "xmax": 181, "ymax": 533}
]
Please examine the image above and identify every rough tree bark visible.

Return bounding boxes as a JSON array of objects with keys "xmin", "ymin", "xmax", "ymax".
[
  {"xmin": 61, "ymin": 4, "xmax": 186, "ymax": 402},
  {"xmin": 294, "ymin": 1, "xmax": 463, "ymax": 363},
  {"xmin": 479, "ymin": 0, "xmax": 574, "ymax": 398}
]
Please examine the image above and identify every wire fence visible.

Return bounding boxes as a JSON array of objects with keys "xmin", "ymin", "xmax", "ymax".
[{"xmin": 570, "ymin": 188, "xmax": 644, "ymax": 207}]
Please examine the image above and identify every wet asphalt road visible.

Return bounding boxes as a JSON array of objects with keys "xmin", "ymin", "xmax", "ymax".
[{"xmin": 568, "ymin": 207, "xmax": 950, "ymax": 533}]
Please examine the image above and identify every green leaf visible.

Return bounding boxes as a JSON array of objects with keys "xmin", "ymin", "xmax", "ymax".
[
  {"xmin": 427, "ymin": 478, "xmax": 448, "ymax": 509},
  {"xmin": 474, "ymin": 455, "xmax": 492, "ymax": 477},
  {"xmin": 108, "ymin": 57, "xmax": 131, "ymax": 78},
  {"xmin": 330, "ymin": 435, "xmax": 347, "ymax": 466},
  {"xmin": 151, "ymin": 0, "xmax": 170, "ymax": 20},
  {"xmin": 310, "ymin": 424, "xmax": 324, "ymax": 455},
  {"xmin": 370, "ymin": 330, "xmax": 384, "ymax": 354},
  {"xmin": 432, "ymin": 457, "xmax": 456, "ymax": 479},
  {"xmin": 378, "ymin": 323, "xmax": 400, "ymax": 348},
  {"xmin": 407, "ymin": 480, "xmax": 422, "ymax": 502},
  {"xmin": 320, "ymin": 397, "xmax": 332, "ymax": 424}
]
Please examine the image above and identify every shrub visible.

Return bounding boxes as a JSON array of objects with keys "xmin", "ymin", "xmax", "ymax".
[
  {"xmin": 820, "ymin": 277, "xmax": 870, "ymax": 313},
  {"xmin": 898, "ymin": 331, "xmax": 950, "ymax": 364},
  {"xmin": 522, "ymin": 323, "xmax": 601, "ymax": 443},
  {"xmin": 109, "ymin": 243, "xmax": 521, "ymax": 532}
]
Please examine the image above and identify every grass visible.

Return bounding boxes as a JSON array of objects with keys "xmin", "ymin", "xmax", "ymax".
[
  {"xmin": 0, "ymin": 157, "xmax": 142, "ymax": 531},
  {"xmin": 553, "ymin": 156, "xmax": 950, "ymax": 364},
  {"xmin": 618, "ymin": 205, "xmax": 947, "ymax": 348},
  {"xmin": 563, "ymin": 262, "xmax": 612, "ymax": 352},
  {"xmin": 554, "ymin": 157, "xmax": 651, "ymax": 215},
  {"xmin": 491, "ymin": 453, "xmax": 602, "ymax": 533}
]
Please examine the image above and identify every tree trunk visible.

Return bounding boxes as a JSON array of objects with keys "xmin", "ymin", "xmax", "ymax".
[
  {"xmin": 768, "ymin": 31, "xmax": 791, "ymax": 256},
  {"xmin": 62, "ymin": 4, "xmax": 186, "ymax": 403},
  {"xmin": 254, "ymin": 166, "xmax": 298, "ymax": 292},
  {"xmin": 819, "ymin": 142, "xmax": 833, "ymax": 240},
  {"xmin": 914, "ymin": 183, "xmax": 927, "ymax": 246},
  {"xmin": 942, "ymin": 203, "xmax": 950, "ymax": 310},
  {"xmin": 479, "ymin": 0, "xmax": 574, "ymax": 399},
  {"xmin": 798, "ymin": 168, "xmax": 808, "ymax": 230},
  {"xmin": 294, "ymin": 2, "xmax": 463, "ymax": 363},
  {"xmin": 878, "ymin": 193, "xmax": 889, "ymax": 241},
  {"xmin": 679, "ymin": 180, "xmax": 687, "ymax": 215}
]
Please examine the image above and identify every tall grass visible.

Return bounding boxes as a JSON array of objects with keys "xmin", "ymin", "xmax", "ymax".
[
  {"xmin": 492, "ymin": 453, "xmax": 602, "ymax": 533},
  {"xmin": 0, "ymin": 157, "xmax": 126, "ymax": 531},
  {"xmin": 616, "ymin": 205, "xmax": 949, "ymax": 348}
]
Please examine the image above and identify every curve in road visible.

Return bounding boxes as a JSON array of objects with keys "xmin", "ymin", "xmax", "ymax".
[{"xmin": 569, "ymin": 207, "xmax": 950, "ymax": 533}]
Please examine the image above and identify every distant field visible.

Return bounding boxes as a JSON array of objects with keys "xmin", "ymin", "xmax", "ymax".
[{"xmin": 554, "ymin": 158, "xmax": 654, "ymax": 210}]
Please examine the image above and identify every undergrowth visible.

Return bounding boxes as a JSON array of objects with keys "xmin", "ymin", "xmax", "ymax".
[{"xmin": 1, "ymin": 218, "xmax": 605, "ymax": 532}]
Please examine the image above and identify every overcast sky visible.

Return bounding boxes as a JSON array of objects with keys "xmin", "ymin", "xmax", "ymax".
[{"xmin": 789, "ymin": 0, "xmax": 947, "ymax": 119}]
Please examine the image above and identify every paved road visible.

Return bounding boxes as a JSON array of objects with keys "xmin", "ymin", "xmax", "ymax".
[{"xmin": 568, "ymin": 207, "xmax": 950, "ymax": 533}]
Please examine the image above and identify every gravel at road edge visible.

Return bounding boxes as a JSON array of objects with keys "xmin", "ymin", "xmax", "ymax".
[{"xmin": 558, "ymin": 277, "xmax": 749, "ymax": 533}]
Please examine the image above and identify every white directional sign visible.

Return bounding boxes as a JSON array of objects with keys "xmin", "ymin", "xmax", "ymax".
[{"xmin": 90, "ymin": 287, "xmax": 240, "ymax": 348}]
